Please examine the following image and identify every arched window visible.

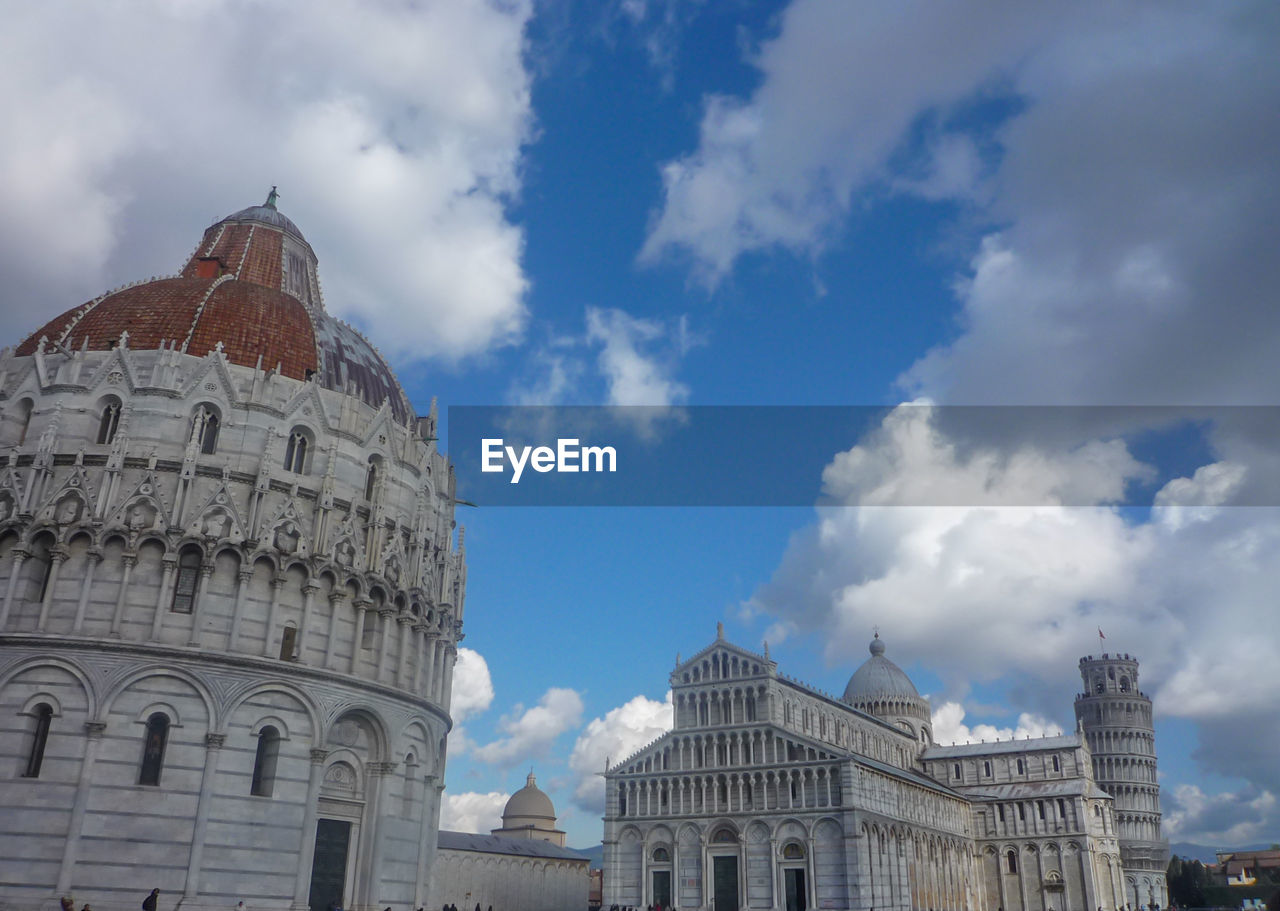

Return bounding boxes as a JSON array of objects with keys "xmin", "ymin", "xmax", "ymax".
[
  {"xmin": 284, "ymin": 430, "xmax": 309, "ymax": 474},
  {"xmin": 653, "ymin": 847, "xmax": 671, "ymax": 863},
  {"xmin": 1053, "ymin": 755, "xmax": 1061, "ymax": 772},
  {"xmin": 14, "ymin": 399, "xmax": 34, "ymax": 445},
  {"xmin": 1006, "ymin": 850, "xmax": 1018, "ymax": 874},
  {"xmin": 953, "ymin": 762, "xmax": 961, "ymax": 779},
  {"xmin": 23, "ymin": 703, "xmax": 53, "ymax": 778},
  {"xmin": 97, "ymin": 398, "xmax": 122, "ymax": 444},
  {"xmin": 279, "ymin": 624, "xmax": 298, "ymax": 661},
  {"xmin": 250, "ymin": 725, "xmax": 281, "ymax": 797},
  {"xmin": 191, "ymin": 405, "xmax": 220, "ymax": 455},
  {"xmin": 170, "ymin": 546, "xmax": 201, "ymax": 613},
  {"xmin": 1016, "ymin": 757, "xmax": 1025, "ymax": 775},
  {"xmin": 783, "ymin": 843, "xmax": 805, "ymax": 860},
  {"xmin": 984, "ymin": 760, "xmax": 992, "ymax": 777},
  {"xmin": 139, "ymin": 713, "xmax": 170, "ymax": 786},
  {"xmin": 365, "ymin": 457, "xmax": 381, "ymax": 501}
]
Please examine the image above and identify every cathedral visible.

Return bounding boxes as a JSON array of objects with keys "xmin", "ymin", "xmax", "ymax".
[
  {"xmin": 0, "ymin": 196, "xmax": 466, "ymax": 911},
  {"xmin": 602, "ymin": 628, "xmax": 1168, "ymax": 911}
]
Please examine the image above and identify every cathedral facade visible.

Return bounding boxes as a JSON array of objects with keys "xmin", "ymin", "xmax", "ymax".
[
  {"xmin": 0, "ymin": 197, "xmax": 466, "ymax": 911},
  {"xmin": 602, "ymin": 630, "xmax": 1168, "ymax": 911}
]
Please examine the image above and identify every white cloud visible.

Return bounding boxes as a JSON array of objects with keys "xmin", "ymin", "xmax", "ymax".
[
  {"xmin": 639, "ymin": 2, "xmax": 1074, "ymax": 283},
  {"xmin": 1164, "ymin": 784, "xmax": 1280, "ymax": 847},
  {"xmin": 931, "ymin": 701, "xmax": 1063, "ymax": 747},
  {"xmin": 451, "ymin": 647, "xmax": 496, "ymax": 722},
  {"xmin": 568, "ymin": 691, "xmax": 673, "ymax": 812},
  {"xmin": 0, "ymin": 0, "xmax": 534, "ymax": 363},
  {"xmin": 473, "ymin": 687, "xmax": 585, "ymax": 767},
  {"xmin": 586, "ymin": 307, "xmax": 691, "ymax": 407},
  {"xmin": 439, "ymin": 790, "xmax": 510, "ymax": 834},
  {"xmin": 748, "ymin": 405, "xmax": 1280, "ymax": 809}
]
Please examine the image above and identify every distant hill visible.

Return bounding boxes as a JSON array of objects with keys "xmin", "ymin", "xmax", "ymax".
[
  {"xmin": 573, "ymin": 843, "xmax": 604, "ymax": 869},
  {"xmin": 1171, "ymin": 842, "xmax": 1278, "ymax": 864}
]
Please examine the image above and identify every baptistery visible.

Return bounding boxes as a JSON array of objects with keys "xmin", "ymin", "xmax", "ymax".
[{"xmin": 0, "ymin": 193, "xmax": 467, "ymax": 911}]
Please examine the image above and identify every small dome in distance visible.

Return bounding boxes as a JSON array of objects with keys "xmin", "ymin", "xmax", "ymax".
[{"xmin": 502, "ymin": 771, "xmax": 556, "ymax": 822}]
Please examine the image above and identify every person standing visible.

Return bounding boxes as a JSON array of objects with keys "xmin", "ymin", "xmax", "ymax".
[{"xmin": 143, "ymin": 889, "xmax": 160, "ymax": 911}]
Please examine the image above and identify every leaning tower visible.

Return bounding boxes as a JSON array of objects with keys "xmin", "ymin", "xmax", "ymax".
[{"xmin": 1075, "ymin": 653, "xmax": 1169, "ymax": 909}]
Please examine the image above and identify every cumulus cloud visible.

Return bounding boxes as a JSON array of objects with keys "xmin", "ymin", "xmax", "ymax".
[
  {"xmin": 1164, "ymin": 784, "xmax": 1280, "ymax": 847},
  {"xmin": 473, "ymin": 687, "xmax": 585, "ymax": 767},
  {"xmin": 586, "ymin": 308, "xmax": 692, "ymax": 408},
  {"xmin": 931, "ymin": 701, "xmax": 1063, "ymax": 747},
  {"xmin": 642, "ymin": 3, "xmax": 1280, "ymax": 409},
  {"xmin": 451, "ymin": 647, "xmax": 496, "ymax": 722},
  {"xmin": 747, "ymin": 405, "xmax": 1280, "ymax": 810},
  {"xmin": 568, "ymin": 691, "xmax": 673, "ymax": 812},
  {"xmin": 439, "ymin": 790, "xmax": 510, "ymax": 834},
  {"xmin": 0, "ymin": 0, "xmax": 534, "ymax": 363}
]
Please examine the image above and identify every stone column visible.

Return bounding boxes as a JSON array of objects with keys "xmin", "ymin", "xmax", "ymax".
[
  {"xmin": 35, "ymin": 546, "xmax": 68, "ymax": 631},
  {"xmin": 291, "ymin": 748, "xmax": 330, "ymax": 910},
  {"xmin": 261, "ymin": 576, "xmax": 286, "ymax": 657},
  {"xmin": 151, "ymin": 555, "xmax": 177, "ymax": 639},
  {"xmin": 350, "ymin": 600, "xmax": 371, "ymax": 674},
  {"xmin": 0, "ymin": 548, "xmax": 28, "ymax": 629},
  {"xmin": 413, "ymin": 774, "xmax": 440, "ymax": 910},
  {"xmin": 186, "ymin": 563, "xmax": 215, "ymax": 647},
  {"xmin": 421, "ymin": 635, "xmax": 438, "ymax": 701},
  {"xmin": 227, "ymin": 566, "xmax": 253, "ymax": 651},
  {"xmin": 71, "ymin": 546, "xmax": 102, "ymax": 634},
  {"xmin": 396, "ymin": 614, "xmax": 414, "ymax": 689},
  {"xmin": 441, "ymin": 646, "xmax": 457, "ymax": 711},
  {"xmin": 325, "ymin": 591, "xmax": 348, "ymax": 668},
  {"xmin": 297, "ymin": 582, "xmax": 319, "ymax": 663},
  {"xmin": 181, "ymin": 733, "xmax": 226, "ymax": 903},
  {"xmin": 365, "ymin": 761, "xmax": 398, "ymax": 910},
  {"xmin": 108, "ymin": 552, "xmax": 136, "ymax": 637},
  {"xmin": 376, "ymin": 609, "xmax": 395, "ymax": 685},
  {"xmin": 56, "ymin": 721, "xmax": 106, "ymax": 893},
  {"xmin": 412, "ymin": 624, "xmax": 428, "ymax": 693}
]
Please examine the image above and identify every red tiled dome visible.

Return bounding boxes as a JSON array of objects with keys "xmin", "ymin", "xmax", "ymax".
[{"xmin": 16, "ymin": 196, "xmax": 413, "ymax": 422}]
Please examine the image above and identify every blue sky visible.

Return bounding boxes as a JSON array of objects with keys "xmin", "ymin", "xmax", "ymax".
[{"xmin": 3, "ymin": 0, "xmax": 1279, "ymax": 849}]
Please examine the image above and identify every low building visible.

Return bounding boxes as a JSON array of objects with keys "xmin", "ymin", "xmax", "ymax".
[{"xmin": 431, "ymin": 774, "xmax": 590, "ymax": 911}]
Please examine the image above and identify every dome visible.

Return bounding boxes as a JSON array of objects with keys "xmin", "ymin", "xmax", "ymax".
[
  {"xmin": 502, "ymin": 772, "xmax": 556, "ymax": 822},
  {"xmin": 843, "ymin": 633, "xmax": 921, "ymax": 703},
  {"xmin": 15, "ymin": 191, "xmax": 412, "ymax": 423}
]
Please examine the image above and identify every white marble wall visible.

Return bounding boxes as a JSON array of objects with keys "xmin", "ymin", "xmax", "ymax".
[{"xmin": 0, "ymin": 341, "xmax": 464, "ymax": 911}]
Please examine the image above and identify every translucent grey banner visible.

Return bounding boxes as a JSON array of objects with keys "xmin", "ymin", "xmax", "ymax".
[{"xmin": 445, "ymin": 405, "xmax": 1280, "ymax": 507}]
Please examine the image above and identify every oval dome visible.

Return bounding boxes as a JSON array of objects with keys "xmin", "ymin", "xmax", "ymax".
[
  {"xmin": 503, "ymin": 772, "xmax": 556, "ymax": 821},
  {"xmin": 15, "ymin": 193, "xmax": 412, "ymax": 423},
  {"xmin": 843, "ymin": 633, "xmax": 921, "ymax": 702}
]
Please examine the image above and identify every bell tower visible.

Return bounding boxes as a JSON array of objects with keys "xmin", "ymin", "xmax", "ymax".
[{"xmin": 1075, "ymin": 653, "xmax": 1169, "ymax": 909}]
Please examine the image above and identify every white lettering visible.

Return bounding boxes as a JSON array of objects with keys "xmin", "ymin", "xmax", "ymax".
[
  {"xmin": 506, "ymin": 444, "xmax": 532, "ymax": 484},
  {"xmin": 582, "ymin": 444, "xmax": 617, "ymax": 473},
  {"xmin": 481, "ymin": 439, "xmax": 505, "ymax": 472},
  {"xmin": 531, "ymin": 446, "xmax": 556, "ymax": 472},
  {"xmin": 480, "ymin": 438, "xmax": 617, "ymax": 483},
  {"xmin": 557, "ymin": 438, "xmax": 579, "ymax": 472}
]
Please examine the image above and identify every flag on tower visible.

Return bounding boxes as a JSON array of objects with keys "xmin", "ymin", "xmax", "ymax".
[{"xmin": 1098, "ymin": 628, "xmax": 1105, "ymax": 639}]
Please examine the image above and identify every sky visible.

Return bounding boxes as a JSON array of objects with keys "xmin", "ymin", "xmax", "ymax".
[{"xmin": 2, "ymin": 0, "xmax": 1279, "ymax": 850}]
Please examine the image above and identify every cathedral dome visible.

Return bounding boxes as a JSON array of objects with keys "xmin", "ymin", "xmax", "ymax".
[
  {"xmin": 15, "ymin": 191, "xmax": 412, "ymax": 422},
  {"xmin": 502, "ymin": 772, "xmax": 556, "ymax": 822},
  {"xmin": 843, "ymin": 633, "xmax": 921, "ymax": 702}
]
